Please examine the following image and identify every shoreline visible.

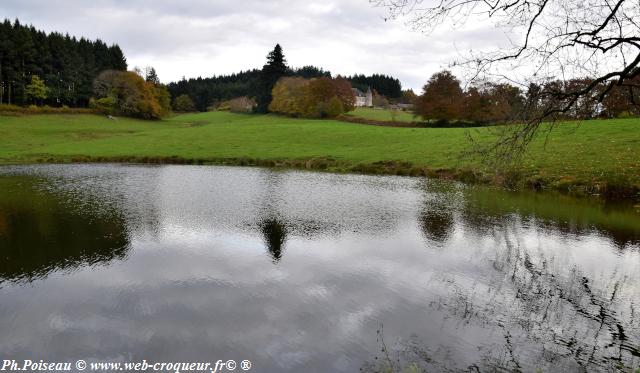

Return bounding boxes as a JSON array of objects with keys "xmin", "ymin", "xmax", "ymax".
[
  {"xmin": 2, "ymin": 112, "xmax": 638, "ymax": 203},
  {"xmin": 2, "ymin": 155, "xmax": 638, "ymax": 203}
]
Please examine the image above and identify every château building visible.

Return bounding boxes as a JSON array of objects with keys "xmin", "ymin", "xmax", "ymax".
[{"xmin": 352, "ymin": 87, "xmax": 373, "ymax": 107}]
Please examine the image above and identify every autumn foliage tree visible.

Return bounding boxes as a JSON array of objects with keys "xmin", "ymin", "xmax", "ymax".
[
  {"xmin": 602, "ymin": 76, "xmax": 640, "ymax": 117},
  {"xmin": 268, "ymin": 77, "xmax": 308, "ymax": 116},
  {"xmin": 464, "ymin": 83, "xmax": 524, "ymax": 124},
  {"xmin": 415, "ymin": 71, "xmax": 464, "ymax": 122},
  {"xmin": 92, "ymin": 70, "xmax": 171, "ymax": 119},
  {"xmin": 269, "ymin": 76, "xmax": 355, "ymax": 118},
  {"xmin": 25, "ymin": 75, "xmax": 49, "ymax": 105},
  {"xmin": 415, "ymin": 69, "xmax": 639, "ymax": 126},
  {"xmin": 332, "ymin": 77, "xmax": 356, "ymax": 112},
  {"xmin": 413, "ymin": 71, "xmax": 530, "ymax": 125},
  {"xmin": 303, "ymin": 77, "xmax": 337, "ymax": 117}
]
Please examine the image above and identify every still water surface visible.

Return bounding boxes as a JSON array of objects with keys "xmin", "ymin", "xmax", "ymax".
[{"xmin": 0, "ymin": 165, "xmax": 639, "ymax": 372}]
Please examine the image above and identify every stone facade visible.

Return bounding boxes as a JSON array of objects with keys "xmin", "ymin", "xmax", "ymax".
[{"xmin": 352, "ymin": 87, "xmax": 373, "ymax": 107}]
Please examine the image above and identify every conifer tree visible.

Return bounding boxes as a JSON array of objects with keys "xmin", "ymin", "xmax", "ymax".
[
  {"xmin": 256, "ymin": 44, "xmax": 289, "ymax": 113},
  {"xmin": 0, "ymin": 18, "xmax": 127, "ymax": 107},
  {"xmin": 145, "ymin": 67, "xmax": 160, "ymax": 85}
]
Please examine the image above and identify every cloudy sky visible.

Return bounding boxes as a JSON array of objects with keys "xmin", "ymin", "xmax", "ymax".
[{"xmin": 0, "ymin": 0, "xmax": 507, "ymax": 91}]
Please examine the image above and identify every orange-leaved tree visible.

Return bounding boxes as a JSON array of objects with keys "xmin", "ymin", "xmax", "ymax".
[
  {"xmin": 270, "ymin": 76, "xmax": 354, "ymax": 118},
  {"xmin": 92, "ymin": 70, "xmax": 171, "ymax": 119},
  {"xmin": 415, "ymin": 70, "xmax": 464, "ymax": 123}
]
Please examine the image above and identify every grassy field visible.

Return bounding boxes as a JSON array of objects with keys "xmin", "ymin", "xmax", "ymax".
[
  {"xmin": 0, "ymin": 111, "xmax": 639, "ymax": 198},
  {"xmin": 345, "ymin": 107, "xmax": 418, "ymax": 122}
]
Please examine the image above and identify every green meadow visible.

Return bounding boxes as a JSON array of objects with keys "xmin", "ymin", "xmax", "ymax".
[
  {"xmin": 0, "ymin": 111, "xmax": 638, "ymax": 197},
  {"xmin": 345, "ymin": 107, "xmax": 418, "ymax": 122}
]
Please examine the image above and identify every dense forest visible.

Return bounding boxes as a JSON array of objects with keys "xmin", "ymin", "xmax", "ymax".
[
  {"xmin": 347, "ymin": 74, "xmax": 402, "ymax": 98},
  {"xmin": 0, "ymin": 19, "xmax": 127, "ymax": 107},
  {"xmin": 167, "ymin": 65, "xmax": 404, "ymax": 112},
  {"xmin": 167, "ymin": 70, "xmax": 262, "ymax": 112}
]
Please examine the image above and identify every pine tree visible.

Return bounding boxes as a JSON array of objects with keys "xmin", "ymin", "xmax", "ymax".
[
  {"xmin": 145, "ymin": 67, "xmax": 160, "ymax": 85},
  {"xmin": 0, "ymin": 19, "xmax": 127, "ymax": 107},
  {"xmin": 256, "ymin": 44, "xmax": 289, "ymax": 113}
]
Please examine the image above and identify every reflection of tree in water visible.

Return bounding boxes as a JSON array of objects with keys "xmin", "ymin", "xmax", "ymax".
[
  {"xmin": 363, "ymin": 217, "xmax": 640, "ymax": 372},
  {"xmin": 419, "ymin": 181, "xmax": 460, "ymax": 244},
  {"xmin": 260, "ymin": 218, "xmax": 287, "ymax": 262},
  {"xmin": 462, "ymin": 187, "xmax": 640, "ymax": 249},
  {"xmin": 487, "ymin": 223, "xmax": 640, "ymax": 371},
  {"xmin": 256, "ymin": 171, "xmax": 291, "ymax": 263},
  {"xmin": 419, "ymin": 208, "xmax": 454, "ymax": 243},
  {"xmin": 0, "ymin": 179, "xmax": 130, "ymax": 284}
]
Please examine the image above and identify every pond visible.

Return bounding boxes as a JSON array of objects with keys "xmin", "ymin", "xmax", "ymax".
[{"xmin": 0, "ymin": 164, "xmax": 638, "ymax": 372}]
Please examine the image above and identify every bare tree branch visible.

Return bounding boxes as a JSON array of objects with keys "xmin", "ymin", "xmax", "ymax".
[{"xmin": 371, "ymin": 0, "xmax": 640, "ymax": 164}]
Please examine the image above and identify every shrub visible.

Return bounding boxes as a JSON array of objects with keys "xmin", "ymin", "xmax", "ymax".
[
  {"xmin": 173, "ymin": 94, "xmax": 196, "ymax": 112},
  {"xmin": 213, "ymin": 97, "xmax": 256, "ymax": 113},
  {"xmin": 227, "ymin": 96, "xmax": 256, "ymax": 113},
  {"xmin": 0, "ymin": 104, "xmax": 95, "ymax": 115},
  {"xmin": 372, "ymin": 93, "xmax": 389, "ymax": 108},
  {"xmin": 325, "ymin": 96, "xmax": 344, "ymax": 118},
  {"xmin": 0, "ymin": 104, "xmax": 23, "ymax": 113},
  {"xmin": 617, "ymin": 110, "xmax": 635, "ymax": 119},
  {"xmin": 93, "ymin": 96, "xmax": 117, "ymax": 114}
]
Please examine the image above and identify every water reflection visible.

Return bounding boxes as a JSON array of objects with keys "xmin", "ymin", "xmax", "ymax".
[
  {"xmin": 419, "ymin": 207, "xmax": 454, "ymax": 243},
  {"xmin": 418, "ymin": 186, "xmax": 457, "ymax": 244},
  {"xmin": 463, "ymin": 187, "xmax": 640, "ymax": 249},
  {"xmin": 0, "ymin": 165, "xmax": 638, "ymax": 372},
  {"xmin": 0, "ymin": 177, "xmax": 129, "ymax": 284},
  {"xmin": 260, "ymin": 219, "xmax": 287, "ymax": 262}
]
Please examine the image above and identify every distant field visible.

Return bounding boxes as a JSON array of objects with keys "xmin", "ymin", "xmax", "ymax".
[
  {"xmin": 345, "ymin": 107, "xmax": 418, "ymax": 122},
  {"xmin": 0, "ymin": 111, "xmax": 638, "ymax": 197}
]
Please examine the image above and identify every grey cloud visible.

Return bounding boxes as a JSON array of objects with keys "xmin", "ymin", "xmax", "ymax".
[{"xmin": 0, "ymin": 0, "xmax": 506, "ymax": 90}]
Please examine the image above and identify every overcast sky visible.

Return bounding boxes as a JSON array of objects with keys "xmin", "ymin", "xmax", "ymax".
[{"xmin": 0, "ymin": 0, "xmax": 508, "ymax": 91}]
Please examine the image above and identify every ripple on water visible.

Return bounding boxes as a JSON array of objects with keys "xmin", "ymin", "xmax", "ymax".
[{"xmin": 0, "ymin": 164, "xmax": 638, "ymax": 372}]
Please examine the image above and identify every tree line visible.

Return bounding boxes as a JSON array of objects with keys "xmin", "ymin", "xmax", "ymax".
[
  {"xmin": 0, "ymin": 19, "xmax": 127, "ymax": 107},
  {"xmin": 166, "ymin": 44, "xmax": 404, "ymax": 112},
  {"xmin": 415, "ymin": 71, "xmax": 640, "ymax": 126},
  {"xmin": 8, "ymin": 18, "xmax": 637, "ymax": 124},
  {"xmin": 167, "ymin": 70, "xmax": 262, "ymax": 112},
  {"xmin": 347, "ymin": 73, "xmax": 402, "ymax": 98}
]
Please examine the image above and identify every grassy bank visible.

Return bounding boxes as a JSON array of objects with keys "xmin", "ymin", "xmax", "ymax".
[{"xmin": 0, "ymin": 111, "xmax": 639, "ymax": 200}]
